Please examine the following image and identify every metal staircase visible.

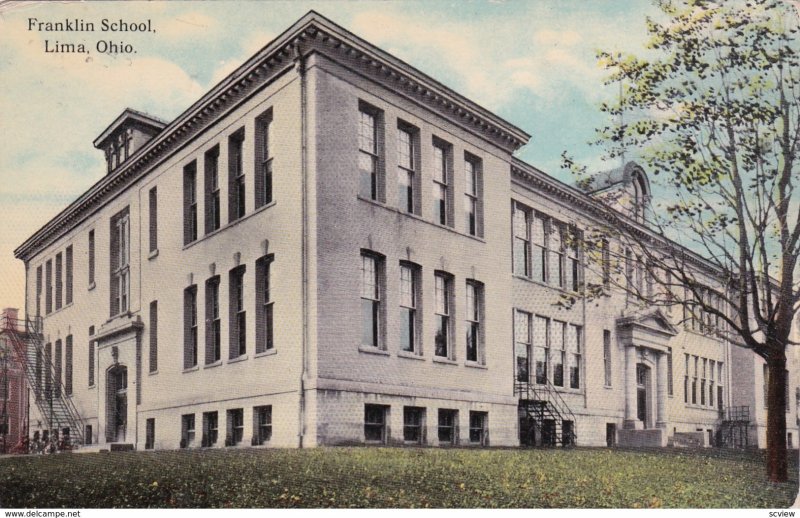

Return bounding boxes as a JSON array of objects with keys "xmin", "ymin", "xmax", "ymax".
[
  {"xmin": 515, "ymin": 380, "xmax": 577, "ymax": 447},
  {"xmin": 0, "ymin": 314, "xmax": 84, "ymax": 449},
  {"xmin": 719, "ymin": 405, "xmax": 749, "ymax": 448}
]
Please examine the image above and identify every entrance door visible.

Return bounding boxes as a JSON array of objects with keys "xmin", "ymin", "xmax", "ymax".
[
  {"xmin": 636, "ymin": 364, "xmax": 649, "ymax": 427},
  {"xmin": 107, "ymin": 366, "xmax": 128, "ymax": 443}
]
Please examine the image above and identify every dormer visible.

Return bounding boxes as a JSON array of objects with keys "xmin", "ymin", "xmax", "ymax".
[
  {"xmin": 579, "ymin": 161, "xmax": 652, "ymax": 224},
  {"xmin": 93, "ymin": 108, "xmax": 167, "ymax": 174}
]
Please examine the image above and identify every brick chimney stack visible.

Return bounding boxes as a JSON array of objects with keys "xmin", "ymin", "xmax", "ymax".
[{"xmin": 1, "ymin": 308, "xmax": 19, "ymax": 331}]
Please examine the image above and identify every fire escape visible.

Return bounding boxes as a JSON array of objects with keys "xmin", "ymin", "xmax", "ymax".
[
  {"xmin": 0, "ymin": 314, "xmax": 84, "ymax": 448},
  {"xmin": 719, "ymin": 405, "xmax": 750, "ymax": 448},
  {"xmin": 516, "ymin": 380, "xmax": 578, "ymax": 447}
]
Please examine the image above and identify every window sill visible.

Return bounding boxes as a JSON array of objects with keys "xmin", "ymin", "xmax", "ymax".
[
  {"xmin": 204, "ymin": 360, "xmax": 222, "ymax": 369},
  {"xmin": 357, "ymin": 196, "xmax": 486, "ymax": 243},
  {"xmin": 464, "ymin": 361, "xmax": 487, "ymax": 370},
  {"xmin": 183, "ymin": 365, "xmax": 199, "ymax": 374},
  {"xmin": 148, "ymin": 370, "xmax": 158, "ymax": 376},
  {"xmin": 432, "ymin": 356, "xmax": 457, "ymax": 365},
  {"xmin": 604, "ymin": 384, "xmax": 613, "ymax": 390},
  {"xmin": 148, "ymin": 249, "xmax": 159, "ymax": 260},
  {"xmin": 228, "ymin": 354, "xmax": 249, "ymax": 364},
  {"xmin": 88, "ymin": 281, "xmax": 96, "ymax": 291},
  {"xmin": 88, "ymin": 383, "xmax": 95, "ymax": 390},
  {"xmin": 397, "ymin": 350, "xmax": 425, "ymax": 361},
  {"xmin": 512, "ymin": 274, "xmax": 582, "ymax": 297},
  {"xmin": 183, "ymin": 201, "xmax": 277, "ymax": 252},
  {"xmin": 255, "ymin": 348, "xmax": 277, "ymax": 358},
  {"xmin": 358, "ymin": 346, "xmax": 389, "ymax": 356}
]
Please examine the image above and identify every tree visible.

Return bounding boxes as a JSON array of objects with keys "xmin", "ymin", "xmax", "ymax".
[{"xmin": 569, "ymin": 0, "xmax": 799, "ymax": 482}]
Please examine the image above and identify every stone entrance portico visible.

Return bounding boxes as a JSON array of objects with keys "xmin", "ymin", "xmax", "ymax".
[{"xmin": 617, "ymin": 310, "xmax": 678, "ymax": 447}]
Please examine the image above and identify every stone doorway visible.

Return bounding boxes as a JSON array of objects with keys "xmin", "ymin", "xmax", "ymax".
[{"xmin": 106, "ymin": 365, "xmax": 128, "ymax": 443}]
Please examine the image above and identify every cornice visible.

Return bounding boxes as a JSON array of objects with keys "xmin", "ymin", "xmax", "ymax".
[{"xmin": 15, "ymin": 11, "xmax": 530, "ymax": 262}]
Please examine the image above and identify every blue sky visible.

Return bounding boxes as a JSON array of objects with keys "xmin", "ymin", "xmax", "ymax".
[{"xmin": 0, "ymin": 0, "xmax": 657, "ymax": 311}]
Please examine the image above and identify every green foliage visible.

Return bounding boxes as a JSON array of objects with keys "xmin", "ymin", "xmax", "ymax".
[{"xmin": 0, "ymin": 447, "xmax": 796, "ymax": 508}]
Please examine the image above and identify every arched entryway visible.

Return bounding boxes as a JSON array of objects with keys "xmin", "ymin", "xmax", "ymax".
[{"xmin": 106, "ymin": 365, "xmax": 127, "ymax": 443}]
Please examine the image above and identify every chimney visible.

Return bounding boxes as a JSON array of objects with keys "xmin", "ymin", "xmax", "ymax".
[{"xmin": 2, "ymin": 308, "xmax": 19, "ymax": 331}]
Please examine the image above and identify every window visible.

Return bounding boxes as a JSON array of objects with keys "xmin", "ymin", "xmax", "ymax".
[
  {"xmin": 403, "ymin": 407, "xmax": 424, "ymax": 444},
  {"xmin": 567, "ymin": 227, "xmax": 581, "ymax": 291},
  {"xmin": 54, "ymin": 339, "xmax": 62, "ymax": 398},
  {"xmin": 110, "ymin": 208, "xmax": 130, "ymax": 316},
  {"xmin": 513, "ymin": 203, "xmax": 530, "ymax": 277},
  {"xmin": 438, "ymin": 409, "xmax": 458, "ymax": 445},
  {"xmin": 88, "ymin": 326, "xmax": 94, "ymax": 387},
  {"xmin": 36, "ymin": 265, "xmax": 42, "ymax": 317},
  {"xmin": 184, "ymin": 285, "xmax": 198, "ymax": 369},
  {"xmin": 145, "ymin": 418, "xmax": 155, "ymax": 450},
  {"xmin": 181, "ymin": 414, "xmax": 195, "ymax": 448},
  {"xmin": 701, "ymin": 358, "xmax": 707, "ymax": 406},
  {"xmin": 229, "ymin": 266, "xmax": 247, "ymax": 359},
  {"xmin": 254, "ymin": 406, "xmax": 272, "ymax": 445},
  {"xmin": 533, "ymin": 215, "xmax": 548, "ymax": 282},
  {"xmin": 667, "ymin": 347, "xmax": 673, "ymax": 396},
  {"xmin": 88, "ymin": 230, "xmax": 95, "ymax": 286},
  {"xmin": 65, "ymin": 246, "xmax": 73, "ymax": 305},
  {"xmin": 397, "ymin": 122, "xmax": 419, "ymax": 213},
  {"xmin": 35, "ymin": 346, "xmax": 42, "ymax": 400},
  {"xmin": 709, "ymin": 359, "xmax": 715, "ymax": 408},
  {"xmin": 434, "ymin": 272, "xmax": 453, "ymax": 359},
  {"xmin": 432, "ymin": 138, "xmax": 452, "ymax": 226},
  {"xmin": 229, "ymin": 129, "xmax": 246, "ymax": 222},
  {"xmin": 717, "ymin": 362, "xmax": 724, "ymax": 409},
  {"xmin": 256, "ymin": 256, "xmax": 274, "ymax": 354},
  {"xmin": 568, "ymin": 325, "xmax": 582, "ymax": 389},
  {"xmin": 399, "ymin": 262, "xmax": 420, "ymax": 354},
  {"xmin": 45, "ymin": 260, "xmax": 52, "ymax": 314},
  {"xmin": 55, "ymin": 252, "xmax": 62, "ymax": 310},
  {"xmin": 227, "ymin": 408, "xmax": 244, "ymax": 446},
  {"xmin": 469, "ymin": 411, "xmax": 488, "ymax": 445},
  {"xmin": 85, "ymin": 425, "xmax": 93, "ymax": 446},
  {"xmin": 515, "ymin": 310, "xmax": 531, "ymax": 383},
  {"xmin": 534, "ymin": 316, "xmax": 549, "ymax": 385},
  {"xmin": 149, "ymin": 187, "xmax": 158, "ymax": 253},
  {"xmin": 255, "ymin": 110, "xmax": 273, "ymax": 209},
  {"xmin": 205, "ymin": 276, "xmax": 221, "ymax": 364},
  {"xmin": 149, "ymin": 301, "xmax": 158, "ymax": 373},
  {"xmin": 202, "ymin": 411, "xmax": 218, "ymax": 447},
  {"xmin": 184, "ymin": 161, "xmax": 198, "ymax": 245},
  {"xmin": 552, "ymin": 321, "xmax": 565, "ymax": 387},
  {"xmin": 65, "ymin": 335, "xmax": 72, "ymax": 396},
  {"xmin": 204, "ymin": 146, "xmax": 221, "ymax": 234},
  {"xmin": 358, "ymin": 103, "xmax": 383, "ymax": 201},
  {"xmin": 692, "ymin": 355, "xmax": 698, "ymax": 405},
  {"xmin": 601, "ymin": 239, "xmax": 610, "ymax": 287},
  {"xmin": 364, "ymin": 404, "xmax": 388, "ymax": 443},
  {"xmin": 44, "ymin": 342, "xmax": 51, "ymax": 400},
  {"xmin": 360, "ymin": 253, "xmax": 383, "ymax": 349},
  {"xmin": 465, "ymin": 280, "xmax": 483, "ymax": 363},
  {"xmin": 550, "ymin": 224, "xmax": 565, "ymax": 289},
  {"xmin": 603, "ymin": 330, "xmax": 612, "ymax": 387},
  {"xmin": 464, "ymin": 153, "xmax": 482, "ymax": 236},
  {"xmin": 684, "ymin": 353, "xmax": 689, "ymax": 404}
]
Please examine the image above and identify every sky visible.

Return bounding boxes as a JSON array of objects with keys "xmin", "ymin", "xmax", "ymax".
[{"xmin": 0, "ymin": 0, "xmax": 657, "ymax": 313}]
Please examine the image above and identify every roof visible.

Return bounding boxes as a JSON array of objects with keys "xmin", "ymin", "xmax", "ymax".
[
  {"xmin": 15, "ymin": 10, "xmax": 531, "ymax": 261},
  {"xmin": 580, "ymin": 161, "xmax": 649, "ymax": 195},
  {"xmin": 93, "ymin": 108, "xmax": 168, "ymax": 149}
]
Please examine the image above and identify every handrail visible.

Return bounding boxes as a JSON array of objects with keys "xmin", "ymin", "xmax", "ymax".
[{"xmin": 1, "ymin": 317, "xmax": 84, "ymax": 446}]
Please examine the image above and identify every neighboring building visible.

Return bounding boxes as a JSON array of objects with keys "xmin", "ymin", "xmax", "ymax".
[
  {"xmin": 0, "ymin": 308, "xmax": 29, "ymax": 453},
  {"xmin": 11, "ymin": 11, "xmax": 799, "ymax": 450}
]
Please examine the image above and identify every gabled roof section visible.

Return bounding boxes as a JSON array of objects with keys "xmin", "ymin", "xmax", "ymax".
[
  {"xmin": 15, "ymin": 10, "xmax": 530, "ymax": 262},
  {"xmin": 617, "ymin": 308, "xmax": 680, "ymax": 337},
  {"xmin": 93, "ymin": 108, "xmax": 168, "ymax": 150}
]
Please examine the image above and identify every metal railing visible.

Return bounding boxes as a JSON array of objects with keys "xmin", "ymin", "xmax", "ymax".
[
  {"xmin": 515, "ymin": 378, "xmax": 578, "ymax": 445},
  {"xmin": 0, "ymin": 316, "xmax": 84, "ymax": 448}
]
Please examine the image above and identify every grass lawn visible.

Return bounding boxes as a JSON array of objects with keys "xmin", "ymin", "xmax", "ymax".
[{"xmin": 0, "ymin": 447, "xmax": 797, "ymax": 508}]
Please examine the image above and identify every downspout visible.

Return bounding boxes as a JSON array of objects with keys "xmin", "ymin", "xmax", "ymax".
[{"xmin": 294, "ymin": 43, "xmax": 309, "ymax": 449}]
